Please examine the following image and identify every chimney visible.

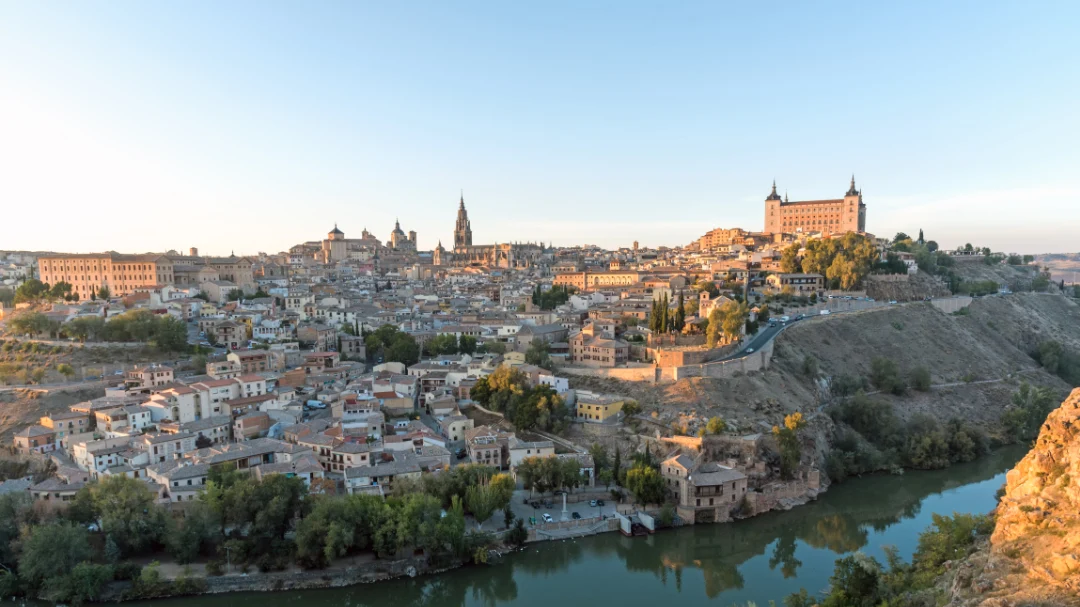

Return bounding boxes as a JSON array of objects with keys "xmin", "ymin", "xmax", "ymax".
[{"xmin": 189, "ymin": 247, "xmax": 199, "ymax": 257}]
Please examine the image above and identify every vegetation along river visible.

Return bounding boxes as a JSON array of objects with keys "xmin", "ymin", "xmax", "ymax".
[{"xmin": 129, "ymin": 446, "xmax": 1025, "ymax": 607}]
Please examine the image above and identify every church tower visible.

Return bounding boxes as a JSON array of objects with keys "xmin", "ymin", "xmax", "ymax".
[{"xmin": 454, "ymin": 193, "xmax": 473, "ymax": 249}]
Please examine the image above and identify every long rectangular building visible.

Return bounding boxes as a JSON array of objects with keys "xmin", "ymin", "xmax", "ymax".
[
  {"xmin": 37, "ymin": 253, "xmax": 175, "ymax": 298},
  {"xmin": 764, "ymin": 177, "xmax": 866, "ymax": 235}
]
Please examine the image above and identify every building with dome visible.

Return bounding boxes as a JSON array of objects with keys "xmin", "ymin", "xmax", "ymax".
[{"xmin": 764, "ymin": 176, "xmax": 866, "ymax": 235}]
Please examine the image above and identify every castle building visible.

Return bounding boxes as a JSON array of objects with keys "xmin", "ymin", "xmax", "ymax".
[{"xmin": 764, "ymin": 176, "xmax": 866, "ymax": 235}]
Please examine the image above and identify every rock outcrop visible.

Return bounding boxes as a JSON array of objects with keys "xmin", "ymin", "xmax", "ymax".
[
  {"xmin": 943, "ymin": 388, "xmax": 1080, "ymax": 606},
  {"xmin": 991, "ymin": 387, "xmax": 1080, "ymax": 592}
]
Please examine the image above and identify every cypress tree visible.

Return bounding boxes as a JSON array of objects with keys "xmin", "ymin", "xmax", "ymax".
[{"xmin": 675, "ymin": 292, "xmax": 686, "ymax": 331}]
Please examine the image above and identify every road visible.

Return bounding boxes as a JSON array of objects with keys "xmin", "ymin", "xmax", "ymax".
[
  {"xmin": 719, "ymin": 293, "xmax": 983, "ymax": 363},
  {"xmin": 506, "ymin": 488, "xmax": 618, "ymax": 529}
]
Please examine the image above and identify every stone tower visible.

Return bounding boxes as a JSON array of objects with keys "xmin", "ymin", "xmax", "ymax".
[{"xmin": 454, "ymin": 193, "xmax": 472, "ymax": 249}]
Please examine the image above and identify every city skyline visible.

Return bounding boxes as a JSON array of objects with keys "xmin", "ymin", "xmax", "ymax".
[{"xmin": 2, "ymin": 2, "xmax": 1078, "ymax": 255}]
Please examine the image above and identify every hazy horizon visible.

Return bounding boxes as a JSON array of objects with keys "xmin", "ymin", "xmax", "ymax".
[{"xmin": 2, "ymin": 2, "xmax": 1077, "ymax": 255}]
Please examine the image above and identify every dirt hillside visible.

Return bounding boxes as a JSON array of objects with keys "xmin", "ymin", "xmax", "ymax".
[
  {"xmin": 570, "ymin": 293, "xmax": 1080, "ymax": 453},
  {"xmin": 0, "ymin": 387, "xmax": 106, "ymax": 442}
]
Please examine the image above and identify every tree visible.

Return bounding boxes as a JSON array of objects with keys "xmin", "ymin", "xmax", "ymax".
[
  {"xmin": 226, "ymin": 289, "xmax": 243, "ymax": 302},
  {"xmin": 13, "ymin": 279, "xmax": 49, "ymax": 303},
  {"xmin": 524, "ymin": 341, "xmax": 552, "ymax": 368},
  {"xmin": 674, "ymin": 292, "xmax": 686, "ymax": 332},
  {"xmin": 482, "ymin": 341, "xmax": 507, "ymax": 355},
  {"xmin": 780, "ymin": 243, "xmax": 801, "ymax": 273},
  {"xmin": 65, "ymin": 316, "xmax": 106, "ymax": 342},
  {"xmin": 458, "ymin": 335, "xmax": 477, "ymax": 355},
  {"xmin": 19, "ymin": 522, "xmax": 92, "ymax": 586},
  {"xmin": 893, "ymin": 232, "xmax": 910, "ymax": 244},
  {"xmin": 706, "ymin": 307, "xmax": 723, "ymax": 348},
  {"xmin": 613, "ymin": 447, "xmax": 622, "ymax": 486},
  {"xmin": 719, "ymin": 300, "xmax": 749, "ymax": 342},
  {"xmin": 507, "ymin": 518, "xmax": 528, "ymax": 547},
  {"xmin": 85, "ymin": 475, "xmax": 170, "ymax": 556},
  {"xmin": 624, "ymin": 465, "xmax": 666, "ymax": 506},
  {"xmin": 705, "ymin": 416, "xmax": 727, "ymax": 435},
  {"xmin": 152, "ymin": 316, "xmax": 189, "ymax": 351},
  {"xmin": 465, "ymin": 483, "xmax": 501, "ymax": 530},
  {"xmin": 425, "ymin": 334, "xmax": 459, "ymax": 356},
  {"xmin": 97, "ymin": 286, "xmax": 111, "ymax": 301},
  {"xmin": 772, "ymin": 412, "xmax": 805, "ymax": 480},
  {"xmin": 503, "ymin": 504, "xmax": 514, "ymax": 529},
  {"xmin": 168, "ymin": 502, "xmax": 216, "ymax": 564}
]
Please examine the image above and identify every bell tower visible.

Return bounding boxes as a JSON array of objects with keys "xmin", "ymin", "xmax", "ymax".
[{"xmin": 454, "ymin": 192, "xmax": 473, "ymax": 249}]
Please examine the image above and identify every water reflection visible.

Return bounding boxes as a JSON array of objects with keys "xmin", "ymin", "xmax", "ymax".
[{"xmin": 131, "ymin": 446, "xmax": 1023, "ymax": 607}]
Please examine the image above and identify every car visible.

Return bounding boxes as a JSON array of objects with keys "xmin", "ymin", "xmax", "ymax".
[
  {"xmin": 455, "ymin": 449, "xmax": 468, "ymax": 460},
  {"xmin": 589, "ymin": 499, "xmax": 598, "ymax": 507},
  {"xmin": 820, "ymin": 309, "xmax": 831, "ymax": 315},
  {"xmin": 780, "ymin": 315, "xmax": 791, "ymax": 323},
  {"xmin": 746, "ymin": 347, "xmax": 755, "ymax": 353},
  {"xmin": 553, "ymin": 489, "xmax": 567, "ymax": 495},
  {"xmin": 543, "ymin": 500, "xmax": 553, "ymax": 508},
  {"xmin": 889, "ymin": 300, "xmax": 898, "ymax": 304},
  {"xmin": 542, "ymin": 513, "xmax": 554, "ymax": 523},
  {"xmin": 572, "ymin": 512, "xmax": 581, "ymax": 520},
  {"xmin": 596, "ymin": 500, "xmax": 605, "ymax": 507},
  {"xmin": 531, "ymin": 501, "xmax": 541, "ymax": 509}
]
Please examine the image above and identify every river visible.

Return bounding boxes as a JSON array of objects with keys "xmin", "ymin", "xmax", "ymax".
[{"xmin": 136, "ymin": 446, "xmax": 1025, "ymax": 607}]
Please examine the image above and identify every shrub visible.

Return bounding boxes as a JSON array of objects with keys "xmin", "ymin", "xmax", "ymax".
[
  {"xmin": 909, "ymin": 367, "xmax": 932, "ymax": 391},
  {"xmin": 870, "ymin": 357, "xmax": 906, "ymax": 395}
]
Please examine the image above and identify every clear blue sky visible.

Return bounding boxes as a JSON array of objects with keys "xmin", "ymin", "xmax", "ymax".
[{"xmin": 2, "ymin": 1, "xmax": 1077, "ymax": 255}]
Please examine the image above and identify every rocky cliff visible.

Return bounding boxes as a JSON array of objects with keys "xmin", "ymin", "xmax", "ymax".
[
  {"xmin": 992, "ymin": 386, "xmax": 1080, "ymax": 592},
  {"xmin": 943, "ymin": 388, "xmax": 1080, "ymax": 607}
]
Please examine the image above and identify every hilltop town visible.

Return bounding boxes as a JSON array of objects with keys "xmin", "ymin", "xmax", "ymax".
[{"xmin": 0, "ymin": 180, "xmax": 1077, "ymax": 602}]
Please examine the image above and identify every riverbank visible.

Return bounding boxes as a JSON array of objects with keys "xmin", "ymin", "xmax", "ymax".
[{"xmin": 102, "ymin": 446, "xmax": 1025, "ymax": 607}]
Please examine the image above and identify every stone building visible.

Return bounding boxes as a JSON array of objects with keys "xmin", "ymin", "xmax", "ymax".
[
  {"xmin": 38, "ymin": 253, "xmax": 175, "ymax": 298},
  {"xmin": 764, "ymin": 176, "xmax": 866, "ymax": 235}
]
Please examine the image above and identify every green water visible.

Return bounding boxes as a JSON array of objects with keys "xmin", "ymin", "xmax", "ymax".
[{"xmin": 136, "ymin": 446, "xmax": 1025, "ymax": 606}]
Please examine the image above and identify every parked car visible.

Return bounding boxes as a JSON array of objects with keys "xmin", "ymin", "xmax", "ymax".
[
  {"xmin": 531, "ymin": 501, "xmax": 541, "ymax": 509},
  {"xmin": 820, "ymin": 309, "xmax": 831, "ymax": 315},
  {"xmin": 455, "ymin": 448, "xmax": 468, "ymax": 460},
  {"xmin": 596, "ymin": 500, "xmax": 605, "ymax": 507},
  {"xmin": 589, "ymin": 500, "xmax": 598, "ymax": 507},
  {"xmin": 543, "ymin": 500, "xmax": 553, "ymax": 508},
  {"xmin": 572, "ymin": 512, "xmax": 581, "ymax": 520},
  {"xmin": 542, "ymin": 513, "xmax": 554, "ymax": 523}
]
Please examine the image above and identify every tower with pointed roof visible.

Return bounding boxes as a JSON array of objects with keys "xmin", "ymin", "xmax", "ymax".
[{"xmin": 454, "ymin": 193, "xmax": 473, "ymax": 249}]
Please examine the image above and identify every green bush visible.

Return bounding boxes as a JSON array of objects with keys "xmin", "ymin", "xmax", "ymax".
[
  {"xmin": 909, "ymin": 367, "xmax": 931, "ymax": 391},
  {"xmin": 869, "ymin": 358, "xmax": 906, "ymax": 395}
]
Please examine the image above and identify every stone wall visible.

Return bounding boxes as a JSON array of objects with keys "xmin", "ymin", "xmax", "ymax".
[
  {"xmin": 561, "ymin": 364, "xmax": 659, "ymax": 383},
  {"xmin": 98, "ymin": 556, "xmax": 446, "ymax": 601},
  {"xmin": 668, "ymin": 339, "xmax": 774, "ymax": 381},
  {"xmin": 930, "ymin": 296, "xmax": 973, "ymax": 314}
]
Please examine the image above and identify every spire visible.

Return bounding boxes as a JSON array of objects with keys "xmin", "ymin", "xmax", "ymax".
[
  {"xmin": 767, "ymin": 179, "xmax": 782, "ymax": 201},
  {"xmin": 784, "ymin": 190, "xmax": 788, "ymax": 203},
  {"xmin": 847, "ymin": 174, "xmax": 859, "ymax": 196},
  {"xmin": 459, "ymin": 190, "xmax": 465, "ymax": 209}
]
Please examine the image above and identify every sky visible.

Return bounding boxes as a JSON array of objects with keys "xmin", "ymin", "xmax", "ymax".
[{"xmin": 1, "ymin": 1, "xmax": 1078, "ymax": 256}]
